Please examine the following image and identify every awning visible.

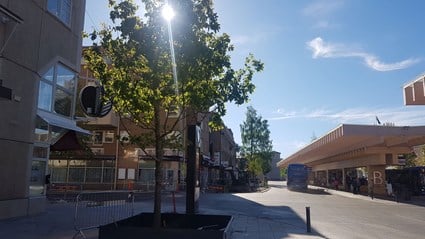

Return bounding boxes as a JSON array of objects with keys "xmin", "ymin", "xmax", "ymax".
[
  {"xmin": 50, "ymin": 130, "xmax": 84, "ymax": 151},
  {"xmin": 0, "ymin": 84, "xmax": 12, "ymax": 100},
  {"xmin": 37, "ymin": 110, "xmax": 91, "ymax": 135}
]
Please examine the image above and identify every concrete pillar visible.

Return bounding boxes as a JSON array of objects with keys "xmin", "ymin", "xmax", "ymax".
[
  {"xmin": 326, "ymin": 170, "xmax": 329, "ymax": 187},
  {"xmin": 367, "ymin": 165, "xmax": 386, "ymax": 196}
]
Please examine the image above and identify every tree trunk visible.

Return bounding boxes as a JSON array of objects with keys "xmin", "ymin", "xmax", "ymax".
[{"xmin": 153, "ymin": 104, "xmax": 164, "ymax": 229}]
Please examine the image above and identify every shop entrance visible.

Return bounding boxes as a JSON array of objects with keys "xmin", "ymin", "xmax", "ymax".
[{"xmin": 344, "ymin": 167, "xmax": 368, "ymax": 194}]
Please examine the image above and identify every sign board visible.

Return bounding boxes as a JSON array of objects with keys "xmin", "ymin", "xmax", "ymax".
[
  {"xmin": 127, "ymin": 168, "xmax": 135, "ymax": 180},
  {"xmin": 118, "ymin": 168, "xmax": 126, "ymax": 179},
  {"xmin": 80, "ymin": 85, "xmax": 112, "ymax": 117}
]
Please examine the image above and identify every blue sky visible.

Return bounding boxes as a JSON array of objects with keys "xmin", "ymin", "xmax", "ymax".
[{"xmin": 84, "ymin": 0, "xmax": 425, "ymax": 159}]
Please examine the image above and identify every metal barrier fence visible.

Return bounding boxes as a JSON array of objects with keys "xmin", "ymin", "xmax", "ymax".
[{"xmin": 73, "ymin": 191, "xmax": 135, "ymax": 239}]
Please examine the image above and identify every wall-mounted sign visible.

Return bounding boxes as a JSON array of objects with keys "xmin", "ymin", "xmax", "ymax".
[{"xmin": 80, "ymin": 85, "xmax": 112, "ymax": 117}]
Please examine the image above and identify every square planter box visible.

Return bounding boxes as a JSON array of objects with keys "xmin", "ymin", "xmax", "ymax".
[{"xmin": 99, "ymin": 213, "xmax": 233, "ymax": 239}]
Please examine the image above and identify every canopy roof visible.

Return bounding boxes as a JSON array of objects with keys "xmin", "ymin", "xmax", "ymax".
[{"xmin": 277, "ymin": 124, "xmax": 425, "ymax": 168}]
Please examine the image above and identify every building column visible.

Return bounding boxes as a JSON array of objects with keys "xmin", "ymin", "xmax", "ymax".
[
  {"xmin": 326, "ymin": 170, "xmax": 329, "ymax": 187},
  {"xmin": 367, "ymin": 165, "xmax": 386, "ymax": 196}
]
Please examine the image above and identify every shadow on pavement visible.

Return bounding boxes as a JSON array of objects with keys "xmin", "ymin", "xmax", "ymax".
[
  {"xmin": 289, "ymin": 188, "xmax": 331, "ymax": 195},
  {"xmin": 199, "ymin": 191, "xmax": 327, "ymax": 239},
  {"xmin": 271, "ymin": 181, "xmax": 331, "ymax": 195},
  {"xmin": 15, "ymin": 183, "xmax": 425, "ymax": 239}
]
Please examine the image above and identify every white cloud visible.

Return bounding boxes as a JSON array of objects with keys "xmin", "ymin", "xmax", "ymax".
[
  {"xmin": 363, "ymin": 56, "xmax": 420, "ymax": 72},
  {"xmin": 269, "ymin": 107, "xmax": 425, "ymax": 126},
  {"xmin": 307, "ymin": 37, "xmax": 420, "ymax": 71}
]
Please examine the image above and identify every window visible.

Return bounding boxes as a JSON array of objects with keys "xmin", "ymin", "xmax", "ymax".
[
  {"xmin": 166, "ymin": 105, "xmax": 179, "ymax": 118},
  {"xmin": 91, "ymin": 148, "xmax": 104, "ymax": 155},
  {"xmin": 47, "ymin": 0, "xmax": 72, "ymax": 26},
  {"xmin": 38, "ymin": 63, "xmax": 76, "ymax": 117},
  {"xmin": 30, "ymin": 144, "xmax": 49, "ymax": 196},
  {"xmin": 93, "ymin": 131, "xmax": 103, "ymax": 145},
  {"xmin": 68, "ymin": 168, "xmax": 84, "ymax": 182},
  {"xmin": 33, "ymin": 147, "xmax": 48, "ymax": 158},
  {"xmin": 104, "ymin": 131, "xmax": 114, "ymax": 143},
  {"xmin": 34, "ymin": 116, "xmax": 49, "ymax": 142},
  {"xmin": 139, "ymin": 168, "xmax": 155, "ymax": 183},
  {"xmin": 86, "ymin": 168, "xmax": 102, "ymax": 183},
  {"xmin": 29, "ymin": 160, "xmax": 47, "ymax": 196},
  {"xmin": 1, "ymin": 6, "xmax": 23, "ymax": 54},
  {"xmin": 48, "ymin": 159, "xmax": 115, "ymax": 184},
  {"xmin": 103, "ymin": 168, "xmax": 115, "ymax": 183}
]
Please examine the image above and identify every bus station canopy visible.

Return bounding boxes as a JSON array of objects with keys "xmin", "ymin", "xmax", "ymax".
[{"xmin": 277, "ymin": 124, "xmax": 425, "ymax": 168}]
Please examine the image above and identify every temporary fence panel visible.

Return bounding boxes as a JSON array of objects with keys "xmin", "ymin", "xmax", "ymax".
[{"xmin": 73, "ymin": 191, "xmax": 135, "ymax": 239}]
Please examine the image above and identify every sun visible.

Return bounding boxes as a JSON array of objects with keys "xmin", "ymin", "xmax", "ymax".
[{"xmin": 162, "ymin": 4, "xmax": 175, "ymax": 21}]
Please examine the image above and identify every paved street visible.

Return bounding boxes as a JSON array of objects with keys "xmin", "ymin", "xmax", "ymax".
[
  {"xmin": 1, "ymin": 181, "xmax": 424, "ymax": 238},
  {"xmin": 219, "ymin": 181, "xmax": 425, "ymax": 239}
]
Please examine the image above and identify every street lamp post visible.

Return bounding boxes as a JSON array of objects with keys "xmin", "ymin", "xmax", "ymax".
[
  {"xmin": 162, "ymin": 3, "xmax": 179, "ymax": 97},
  {"xmin": 162, "ymin": 3, "xmax": 198, "ymax": 214}
]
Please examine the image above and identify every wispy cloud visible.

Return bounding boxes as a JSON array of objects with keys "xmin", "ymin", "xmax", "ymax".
[
  {"xmin": 302, "ymin": 0, "xmax": 344, "ymax": 29},
  {"xmin": 270, "ymin": 107, "xmax": 425, "ymax": 126},
  {"xmin": 302, "ymin": 0, "xmax": 344, "ymax": 18},
  {"xmin": 307, "ymin": 37, "xmax": 420, "ymax": 71},
  {"xmin": 312, "ymin": 20, "xmax": 339, "ymax": 29},
  {"xmin": 231, "ymin": 25, "xmax": 283, "ymax": 46}
]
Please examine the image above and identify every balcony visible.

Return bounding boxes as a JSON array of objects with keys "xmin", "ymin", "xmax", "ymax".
[{"xmin": 85, "ymin": 111, "xmax": 120, "ymax": 128}]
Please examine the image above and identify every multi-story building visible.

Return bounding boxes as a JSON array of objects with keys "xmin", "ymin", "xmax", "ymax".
[
  {"xmin": 0, "ymin": 0, "xmax": 87, "ymax": 219},
  {"xmin": 48, "ymin": 60, "xmax": 213, "ymax": 193},
  {"xmin": 209, "ymin": 127, "xmax": 237, "ymax": 187},
  {"xmin": 267, "ymin": 151, "xmax": 281, "ymax": 180}
]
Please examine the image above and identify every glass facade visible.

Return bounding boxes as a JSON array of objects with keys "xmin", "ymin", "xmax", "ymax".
[
  {"xmin": 38, "ymin": 63, "xmax": 76, "ymax": 117},
  {"xmin": 48, "ymin": 159, "xmax": 115, "ymax": 185},
  {"xmin": 47, "ymin": 0, "xmax": 72, "ymax": 26},
  {"xmin": 34, "ymin": 117, "xmax": 49, "ymax": 142},
  {"xmin": 29, "ymin": 160, "xmax": 47, "ymax": 196}
]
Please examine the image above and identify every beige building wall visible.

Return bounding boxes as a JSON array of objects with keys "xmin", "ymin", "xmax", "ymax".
[{"xmin": 0, "ymin": 0, "xmax": 85, "ymax": 219}]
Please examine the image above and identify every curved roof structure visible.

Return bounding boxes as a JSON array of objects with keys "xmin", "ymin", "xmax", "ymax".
[{"xmin": 277, "ymin": 124, "xmax": 425, "ymax": 168}]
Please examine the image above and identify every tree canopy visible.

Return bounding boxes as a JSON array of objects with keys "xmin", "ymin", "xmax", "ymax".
[
  {"xmin": 240, "ymin": 106, "xmax": 273, "ymax": 175},
  {"xmin": 84, "ymin": 0, "xmax": 263, "ymax": 228},
  {"xmin": 405, "ymin": 147, "xmax": 425, "ymax": 167}
]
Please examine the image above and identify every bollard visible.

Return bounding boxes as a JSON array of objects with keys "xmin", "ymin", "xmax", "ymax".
[
  {"xmin": 172, "ymin": 191, "xmax": 176, "ymax": 213},
  {"xmin": 306, "ymin": 206, "xmax": 311, "ymax": 233}
]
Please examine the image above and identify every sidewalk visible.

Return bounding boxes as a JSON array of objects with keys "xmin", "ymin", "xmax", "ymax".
[
  {"xmin": 308, "ymin": 185, "xmax": 425, "ymax": 207},
  {"xmin": 0, "ymin": 191, "xmax": 321, "ymax": 239},
  {"xmin": 1, "ymin": 187, "xmax": 423, "ymax": 239}
]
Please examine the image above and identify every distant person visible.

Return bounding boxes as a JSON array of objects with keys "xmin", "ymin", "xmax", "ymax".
[
  {"xmin": 345, "ymin": 175, "xmax": 352, "ymax": 191},
  {"xmin": 333, "ymin": 179, "xmax": 339, "ymax": 190},
  {"xmin": 352, "ymin": 177, "xmax": 358, "ymax": 194},
  {"xmin": 45, "ymin": 174, "xmax": 51, "ymax": 185},
  {"xmin": 386, "ymin": 179, "xmax": 393, "ymax": 196}
]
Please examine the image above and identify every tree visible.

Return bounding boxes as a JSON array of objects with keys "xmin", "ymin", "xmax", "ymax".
[
  {"xmin": 247, "ymin": 155, "xmax": 263, "ymax": 176},
  {"xmin": 280, "ymin": 167, "xmax": 287, "ymax": 180},
  {"xmin": 405, "ymin": 146, "xmax": 425, "ymax": 167},
  {"xmin": 240, "ymin": 106, "xmax": 273, "ymax": 175},
  {"xmin": 84, "ymin": 0, "xmax": 263, "ymax": 228}
]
